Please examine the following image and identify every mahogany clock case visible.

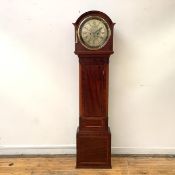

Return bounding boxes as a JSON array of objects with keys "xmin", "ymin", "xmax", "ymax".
[
  {"xmin": 74, "ymin": 10, "xmax": 115, "ymax": 56},
  {"xmin": 73, "ymin": 11, "xmax": 115, "ymax": 169}
]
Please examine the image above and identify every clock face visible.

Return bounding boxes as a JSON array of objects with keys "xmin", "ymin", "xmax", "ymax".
[{"xmin": 78, "ymin": 16, "xmax": 111, "ymax": 50}]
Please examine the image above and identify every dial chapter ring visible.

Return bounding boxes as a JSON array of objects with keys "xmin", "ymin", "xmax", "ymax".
[{"xmin": 78, "ymin": 16, "xmax": 111, "ymax": 50}]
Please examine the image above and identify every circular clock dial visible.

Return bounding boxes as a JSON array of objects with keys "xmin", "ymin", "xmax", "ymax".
[{"xmin": 78, "ymin": 16, "xmax": 111, "ymax": 50}]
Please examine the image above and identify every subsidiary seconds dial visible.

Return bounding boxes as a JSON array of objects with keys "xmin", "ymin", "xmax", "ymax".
[{"xmin": 78, "ymin": 16, "xmax": 111, "ymax": 50}]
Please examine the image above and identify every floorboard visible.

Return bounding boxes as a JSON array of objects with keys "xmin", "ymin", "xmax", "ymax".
[{"xmin": 0, "ymin": 155, "xmax": 175, "ymax": 175}]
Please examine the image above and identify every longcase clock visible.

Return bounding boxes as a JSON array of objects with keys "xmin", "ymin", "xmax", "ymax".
[{"xmin": 73, "ymin": 10, "xmax": 115, "ymax": 168}]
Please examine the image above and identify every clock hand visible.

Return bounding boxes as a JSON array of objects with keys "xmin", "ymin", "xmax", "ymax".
[
  {"xmin": 94, "ymin": 27, "xmax": 102, "ymax": 35},
  {"xmin": 92, "ymin": 27, "xmax": 103, "ymax": 39}
]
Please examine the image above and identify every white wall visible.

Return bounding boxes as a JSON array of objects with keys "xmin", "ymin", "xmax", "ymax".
[{"xmin": 0, "ymin": 0, "xmax": 175, "ymax": 155}]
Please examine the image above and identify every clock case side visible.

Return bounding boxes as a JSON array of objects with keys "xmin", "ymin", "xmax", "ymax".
[{"xmin": 73, "ymin": 10, "xmax": 115, "ymax": 56}]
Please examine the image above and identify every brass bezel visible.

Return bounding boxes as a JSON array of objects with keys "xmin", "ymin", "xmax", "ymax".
[{"xmin": 78, "ymin": 16, "xmax": 111, "ymax": 50}]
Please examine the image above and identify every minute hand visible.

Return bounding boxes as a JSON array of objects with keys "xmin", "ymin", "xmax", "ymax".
[{"xmin": 94, "ymin": 27, "xmax": 102, "ymax": 35}]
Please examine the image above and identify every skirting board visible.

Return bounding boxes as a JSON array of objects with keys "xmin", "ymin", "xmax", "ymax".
[{"xmin": 0, "ymin": 145, "xmax": 175, "ymax": 155}]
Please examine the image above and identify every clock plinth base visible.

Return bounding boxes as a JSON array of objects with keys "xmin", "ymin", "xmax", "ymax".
[{"xmin": 76, "ymin": 127, "xmax": 111, "ymax": 169}]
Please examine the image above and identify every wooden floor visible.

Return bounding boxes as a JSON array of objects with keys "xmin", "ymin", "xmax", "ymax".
[{"xmin": 0, "ymin": 155, "xmax": 175, "ymax": 175}]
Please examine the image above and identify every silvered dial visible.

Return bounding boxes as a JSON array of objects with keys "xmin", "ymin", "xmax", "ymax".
[{"xmin": 78, "ymin": 16, "xmax": 111, "ymax": 50}]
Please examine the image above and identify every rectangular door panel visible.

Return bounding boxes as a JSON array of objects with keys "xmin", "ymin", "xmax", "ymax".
[{"xmin": 80, "ymin": 64, "xmax": 108, "ymax": 117}]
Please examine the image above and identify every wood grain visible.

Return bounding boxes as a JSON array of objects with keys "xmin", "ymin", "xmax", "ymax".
[{"xmin": 1, "ymin": 155, "xmax": 175, "ymax": 175}]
